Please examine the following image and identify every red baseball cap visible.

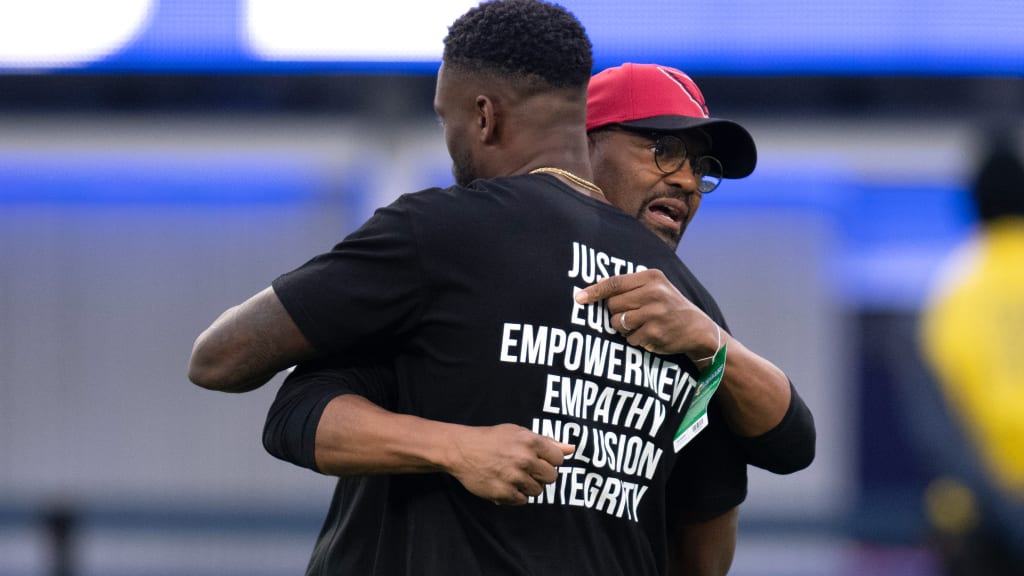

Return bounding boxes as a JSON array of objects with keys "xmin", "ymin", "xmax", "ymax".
[{"xmin": 587, "ymin": 63, "xmax": 757, "ymax": 179}]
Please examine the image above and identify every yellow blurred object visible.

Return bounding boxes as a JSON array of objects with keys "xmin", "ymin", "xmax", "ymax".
[{"xmin": 921, "ymin": 219, "xmax": 1024, "ymax": 498}]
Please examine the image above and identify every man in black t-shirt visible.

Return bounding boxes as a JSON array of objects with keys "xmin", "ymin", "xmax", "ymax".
[
  {"xmin": 190, "ymin": 2, "xmax": 813, "ymax": 575},
  {"xmin": 262, "ymin": 63, "xmax": 816, "ymax": 576}
]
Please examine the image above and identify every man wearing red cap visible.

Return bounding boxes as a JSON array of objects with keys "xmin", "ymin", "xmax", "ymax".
[
  {"xmin": 576, "ymin": 63, "xmax": 815, "ymax": 573},
  {"xmin": 586, "ymin": 62, "xmax": 756, "ymax": 247},
  {"xmin": 583, "ymin": 63, "xmax": 809, "ymax": 452}
]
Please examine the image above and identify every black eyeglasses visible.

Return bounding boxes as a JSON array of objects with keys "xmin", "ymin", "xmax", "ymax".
[
  {"xmin": 599, "ymin": 127, "xmax": 723, "ymax": 193},
  {"xmin": 648, "ymin": 133, "xmax": 723, "ymax": 194}
]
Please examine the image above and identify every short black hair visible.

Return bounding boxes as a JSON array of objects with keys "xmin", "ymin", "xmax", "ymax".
[
  {"xmin": 443, "ymin": 0, "xmax": 593, "ymax": 90},
  {"xmin": 972, "ymin": 138, "xmax": 1024, "ymax": 222}
]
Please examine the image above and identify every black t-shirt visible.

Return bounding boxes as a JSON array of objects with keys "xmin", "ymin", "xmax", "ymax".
[
  {"xmin": 271, "ymin": 173, "xmax": 744, "ymax": 576},
  {"xmin": 265, "ymin": 364, "xmax": 749, "ymax": 575}
]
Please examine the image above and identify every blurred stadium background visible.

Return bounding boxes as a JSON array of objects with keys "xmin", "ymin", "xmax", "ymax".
[{"xmin": 0, "ymin": 1, "xmax": 1021, "ymax": 575}]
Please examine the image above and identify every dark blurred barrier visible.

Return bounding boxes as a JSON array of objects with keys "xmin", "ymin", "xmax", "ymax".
[
  {"xmin": 0, "ymin": 500, "xmax": 888, "ymax": 576},
  {"xmin": 43, "ymin": 505, "xmax": 74, "ymax": 576},
  {"xmin": 0, "ymin": 502, "xmax": 325, "ymax": 576}
]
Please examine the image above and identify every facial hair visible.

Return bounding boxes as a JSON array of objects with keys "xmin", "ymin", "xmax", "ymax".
[
  {"xmin": 636, "ymin": 199, "xmax": 684, "ymax": 250},
  {"xmin": 451, "ymin": 146, "xmax": 476, "ymax": 187}
]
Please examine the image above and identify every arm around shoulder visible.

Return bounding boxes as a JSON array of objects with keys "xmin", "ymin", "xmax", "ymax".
[{"xmin": 188, "ymin": 286, "xmax": 315, "ymax": 393}]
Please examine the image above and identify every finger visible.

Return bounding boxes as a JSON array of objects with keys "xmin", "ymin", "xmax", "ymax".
[
  {"xmin": 494, "ymin": 491, "xmax": 528, "ymax": 506},
  {"xmin": 515, "ymin": 476, "xmax": 545, "ymax": 498},
  {"xmin": 520, "ymin": 471, "xmax": 552, "ymax": 494},
  {"xmin": 528, "ymin": 460, "xmax": 560, "ymax": 485},
  {"xmin": 575, "ymin": 273, "xmax": 638, "ymax": 304},
  {"xmin": 527, "ymin": 445, "xmax": 573, "ymax": 484},
  {"xmin": 537, "ymin": 439, "xmax": 575, "ymax": 466},
  {"xmin": 617, "ymin": 310, "xmax": 633, "ymax": 333},
  {"xmin": 490, "ymin": 479, "xmax": 531, "ymax": 506},
  {"xmin": 621, "ymin": 305, "xmax": 656, "ymax": 336},
  {"xmin": 625, "ymin": 331, "xmax": 654, "ymax": 353}
]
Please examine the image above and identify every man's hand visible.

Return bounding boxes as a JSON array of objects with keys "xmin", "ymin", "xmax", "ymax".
[
  {"xmin": 445, "ymin": 424, "xmax": 575, "ymax": 505},
  {"xmin": 575, "ymin": 269, "xmax": 720, "ymax": 362},
  {"xmin": 577, "ymin": 270, "xmax": 801, "ymax": 442}
]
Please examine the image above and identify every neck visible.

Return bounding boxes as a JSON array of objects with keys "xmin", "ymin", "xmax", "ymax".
[
  {"xmin": 529, "ymin": 167, "xmax": 605, "ymax": 200},
  {"xmin": 495, "ymin": 90, "xmax": 594, "ymax": 180},
  {"xmin": 518, "ymin": 134, "xmax": 593, "ymax": 179},
  {"xmin": 511, "ymin": 128, "xmax": 601, "ymax": 200}
]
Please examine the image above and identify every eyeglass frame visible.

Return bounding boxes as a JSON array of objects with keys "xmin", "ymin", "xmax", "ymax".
[{"xmin": 595, "ymin": 126, "xmax": 724, "ymax": 194}]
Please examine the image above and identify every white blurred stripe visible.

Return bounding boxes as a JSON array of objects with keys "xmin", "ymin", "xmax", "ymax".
[
  {"xmin": 0, "ymin": 1, "xmax": 155, "ymax": 68},
  {"xmin": 244, "ymin": 0, "xmax": 477, "ymax": 61}
]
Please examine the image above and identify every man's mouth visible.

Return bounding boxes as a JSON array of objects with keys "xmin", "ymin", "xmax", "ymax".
[{"xmin": 644, "ymin": 197, "xmax": 688, "ymax": 230}]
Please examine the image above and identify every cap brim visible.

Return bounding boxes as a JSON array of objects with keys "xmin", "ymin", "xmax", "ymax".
[{"xmin": 619, "ymin": 116, "xmax": 757, "ymax": 179}]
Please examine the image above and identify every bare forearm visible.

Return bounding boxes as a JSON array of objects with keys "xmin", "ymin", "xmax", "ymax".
[
  {"xmin": 189, "ymin": 307, "xmax": 280, "ymax": 392},
  {"xmin": 314, "ymin": 394, "xmax": 459, "ymax": 476},
  {"xmin": 313, "ymin": 394, "xmax": 575, "ymax": 505},
  {"xmin": 189, "ymin": 286, "xmax": 314, "ymax": 392},
  {"xmin": 713, "ymin": 334, "xmax": 791, "ymax": 438}
]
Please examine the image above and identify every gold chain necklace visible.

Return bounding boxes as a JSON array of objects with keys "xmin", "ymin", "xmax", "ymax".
[{"xmin": 529, "ymin": 167, "xmax": 605, "ymax": 198}]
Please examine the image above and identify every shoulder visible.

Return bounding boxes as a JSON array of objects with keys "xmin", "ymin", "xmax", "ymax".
[
  {"xmin": 655, "ymin": 256, "xmax": 727, "ymax": 325},
  {"xmin": 391, "ymin": 180, "xmax": 523, "ymax": 218}
]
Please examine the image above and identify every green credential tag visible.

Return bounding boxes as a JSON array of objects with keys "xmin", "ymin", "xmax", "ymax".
[{"xmin": 673, "ymin": 344, "xmax": 726, "ymax": 452}]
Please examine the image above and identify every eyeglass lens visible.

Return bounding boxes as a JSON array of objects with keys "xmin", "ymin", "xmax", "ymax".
[{"xmin": 652, "ymin": 134, "xmax": 722, "ymax": 193}]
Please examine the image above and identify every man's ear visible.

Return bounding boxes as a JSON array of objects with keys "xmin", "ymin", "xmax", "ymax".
[{"xmin": 476, "ymin": 95, "xmax": 498, "ymax": 144}]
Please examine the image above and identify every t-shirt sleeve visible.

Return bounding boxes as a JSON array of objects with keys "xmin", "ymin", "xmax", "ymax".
[
  {"xmin": 736, "ymin": 380, "xmax": 816, "ymax": 474},
  {"xmin": 271, "ymin": 198, "xmax": 426, "ymax": 356},
  {"xmin": 666, "ymin": 401, "xmax": 748, "ymax": 525},
  {"xmin": 263, "ymin": 360, "xmax": 399, "ymax": 473}
]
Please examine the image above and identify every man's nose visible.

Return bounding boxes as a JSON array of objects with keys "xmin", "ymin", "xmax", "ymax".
[{"xmin": 662, "ymin": 160, "xmax": 701, "ymax": 195}]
